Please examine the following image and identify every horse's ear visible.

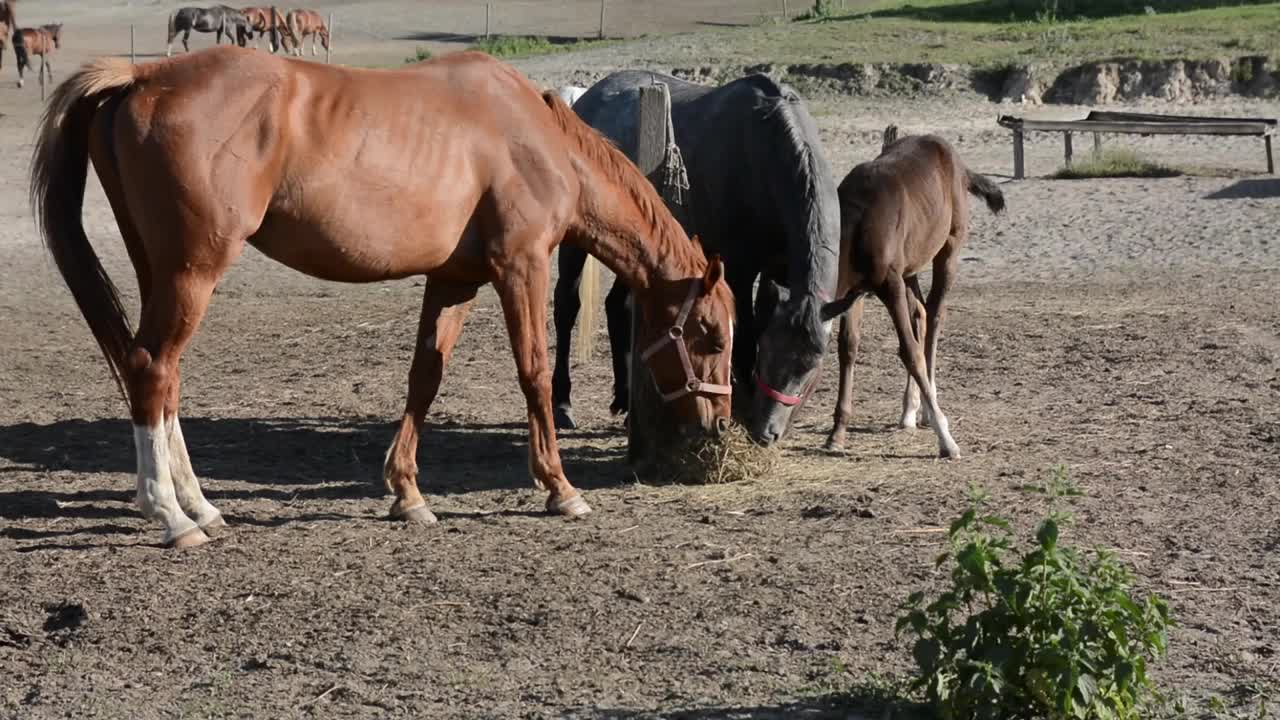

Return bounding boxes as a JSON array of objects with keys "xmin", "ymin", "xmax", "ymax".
[
  {"xmin": 819, "ymin": 291, "xmax": 858, "ymax": 322},
  {"xmin": 701, "ymin": 254, "xmax": 724, "ymax": 296}
]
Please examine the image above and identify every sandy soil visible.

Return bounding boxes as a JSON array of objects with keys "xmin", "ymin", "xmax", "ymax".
[{"xmin": 1, "ymin": 4, "xmax": 1279, "ymax": 719}]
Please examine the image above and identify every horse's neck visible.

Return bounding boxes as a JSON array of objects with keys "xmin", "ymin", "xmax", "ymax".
[{"xmin": 569, "ymin": 175, "xmax": 701, "ymax": 292}]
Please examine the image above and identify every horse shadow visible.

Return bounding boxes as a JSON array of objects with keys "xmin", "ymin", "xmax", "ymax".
[
  {"xmin": 575, "ymin": 688, "xmax": 927, "ymax": 719},
  {"xmin": 1205, "ymin": 178, "xmax": 1280, "ymax": 200},
  {"xmin": 0, "ymin": 416, "xmax": 632, "ymax": 523},
  {"xmin": 393, "ymin": 31, "xmax": 609, "ymax": 44}
]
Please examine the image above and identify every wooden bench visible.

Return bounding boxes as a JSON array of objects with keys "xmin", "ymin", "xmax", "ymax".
[{"xmin": 997, "ymin": 111, "xmax": 1277, "ymax": 179}]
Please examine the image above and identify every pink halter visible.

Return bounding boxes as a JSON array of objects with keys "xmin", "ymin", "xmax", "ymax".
[{"xmin": 638, "ymin": 280, "xmax": 733, "ymax": 403}]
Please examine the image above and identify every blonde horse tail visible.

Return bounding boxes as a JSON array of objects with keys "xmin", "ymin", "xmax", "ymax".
[
  {"xmin": 576, "ymin": 256, "xmax": 599, "ymax": 363},
  {"xmin": 30, "ymin": 57, "xmax": 139, "ymax": 407}
]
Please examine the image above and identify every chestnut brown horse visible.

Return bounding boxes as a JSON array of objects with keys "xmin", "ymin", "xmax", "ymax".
[
  {"xmin": 241, "ymin": 6, "xmax": 295, "ymax": 52},
  {"xmin": 285, "ymin": 8, "xmax": 327, "ymax": 56},
  {"xmin": 13, "ymin": 22, "xmax": 59, "ymax": 88},
  {"xmin": 823, "ymin": 132, "xmax": 1004, "ymax": 458},
  {"xmin": 31, "ymin": 47, "xmax": 735, "ymax": 549}
]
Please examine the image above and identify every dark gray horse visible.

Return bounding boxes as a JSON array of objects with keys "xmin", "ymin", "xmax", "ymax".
[
  {"xmin": 551, "ymin": 71, "xmax": 843, "ymax": 446},
  {"xmin": 166, "ymin": 6, "xmax": 250, "ymax": 56}
]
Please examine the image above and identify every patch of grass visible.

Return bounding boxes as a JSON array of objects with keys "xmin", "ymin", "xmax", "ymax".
[
  {"xmin": 468, "ymin": 34, "xmax": 615, "ymax": 59},
  {"xmin": 1054, "ymin": 148, "xmax": 1182, "ymax": 179},
  {"xmin": 873, "ymin": 0, "xmax": 1279, "ymax": 23},
  {"xmin": 403, "ymin": 46, "xmax": 432, "ymax": 64},
  {"xmin": 571, "ymin": 2, "xmax": 1279, "ymax": 69}
]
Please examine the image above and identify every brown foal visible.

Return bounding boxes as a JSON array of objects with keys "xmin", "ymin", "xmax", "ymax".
[
  {"xmin": 241, "ymin": 7, "xmax": 295, "ymax": 52},
  {"xmin": 824, "ymin": 132, "xmax": 1004, "ymax": 458},
  {"xmin": 31, "ymin": 47, "xmax": 735, "ymax": 549},
  {"xmin": 14, "ymin": 22, "xmax": 60, "ymax": 88}
]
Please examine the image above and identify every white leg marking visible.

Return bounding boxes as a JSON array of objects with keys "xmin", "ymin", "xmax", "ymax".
[
  {"xmin": 134, "ymin": 423, "xmax": 200, "ymax": 544},
  {"xmin": 922, "ymin": 387, "xmax": 959, "ymax": 458},
  {"xmin": 899, "ymin": 376, "xmax": 921, "ymax": 428},
  {"xmin": 167, "ymin": 416, "xmax": 223, "ymax": 528}
]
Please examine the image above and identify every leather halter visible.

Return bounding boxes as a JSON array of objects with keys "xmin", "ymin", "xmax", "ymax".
[{"xmin": 638, "ymin": 280, "xmax": 733, "ymax": 403}]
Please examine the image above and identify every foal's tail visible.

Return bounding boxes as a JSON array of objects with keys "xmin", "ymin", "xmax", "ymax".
[
  {"xmin": 965, "ymin": 169, "xmax": 1006, "ymax": 215},
  {"xmin": 30, "ymin": 58, "xmax": 139, "ymax": 405}
]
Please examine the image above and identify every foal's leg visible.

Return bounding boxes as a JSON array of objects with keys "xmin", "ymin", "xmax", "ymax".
[
  {"xmin": 183, "ymin": 30, "xmax": 191, "ymax": 53},
  {"xmin": 496, "ymin": 256, "xmax": 591, "ymax": 517},
  {"xmin": 922, "ymin": 245, "xmax": 960, "ymax": 415},
  {"xmin": 900, "ymin": 275, "xmax": 928, "ymax": 429},
  {"xmin": 604, "ymin": 277, "xmax": 631, "ymax": 416},
  {"xmin": 550, "ymin": 243, "xmax": 587, "ymax": 429},
  {"xmin": 825, "ymin": 294, "xmax": 865, "ymax": 450},
  {"xmin": 878, "ymin": 275, "xmax": 960, "ymax": 459},
  {"xmin": 383, "ymin": 280, "xmax": 478, "ymax": 524}
]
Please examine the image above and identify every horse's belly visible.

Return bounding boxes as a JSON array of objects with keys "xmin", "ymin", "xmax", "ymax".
[{"xmin": 248, "ymin": 211, "xmax": 466, "ymax": 283}]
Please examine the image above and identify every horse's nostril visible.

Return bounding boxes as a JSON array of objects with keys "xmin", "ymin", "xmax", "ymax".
[{"xmin": 715, "ymin": 417, "xmax": 731, "ymax": 435}]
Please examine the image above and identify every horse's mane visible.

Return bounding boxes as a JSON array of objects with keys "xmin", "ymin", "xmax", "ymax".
[
  {"xmin": 540, "ymin": 89, "xmax": 701, "ymax": 277},
  {"xmin": 0, "ymin": 1, "xmax": 15, "ymax": 28},
  {"xmin": 747, "ymin": 76, "xmax": 840, "ymax": 353}
]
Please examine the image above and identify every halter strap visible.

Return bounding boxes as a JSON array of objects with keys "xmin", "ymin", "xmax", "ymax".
[
  {"xmin": 755, "ymin": 374, "xmax": 805, "ymax": 406},
  {"xmin": 638, "ymin": 280, "xmax": 733, "ymax": 403}
]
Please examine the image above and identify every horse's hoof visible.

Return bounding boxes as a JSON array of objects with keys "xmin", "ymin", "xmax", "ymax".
[
  {"xmin": 547, "ymin": 493, "xmax": 592, "ymax": 519},
  {"xmin": 167, "ymin": 527, "xmax": 211, "ymax": 550},
  {"xmin": 824, "ymin": 435, "xmax": 845, "ymax": 451},
  {"xmin": 939, "ymin": 445, "xmax": 962, "ymax": 460},
  {"xmin": 392, "ymin": 503, "xmax": 438, "ymax": 526},
  {"xmin": 199, "ymin": 513, "xmax": 227, "ymax": 534},
  {"xmin": 609, "ymin": 397, "xmax": 629, "ymax": 415},
  {"xmin": 553, "ymin": 406, "xmax": 577, "ymax": 430}
]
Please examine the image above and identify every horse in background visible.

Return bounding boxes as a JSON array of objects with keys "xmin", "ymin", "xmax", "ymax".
[
  {"xmin": 0, "ymin": 0, "xmax": 15, "ymax": 71},
  {"xmin": 551, "ymin": 71, "xmax": 843, "ymax": 446},
  {"xmin": 13, "ymin": 23, "xmax": 59, "ymax": 89},
  {"xmin": 823, "ymin": 130, "xmax": 1005, "ymax": 458},
  {"xmin": 285, "ymin": 9, "xmax": 328, "ymax": 56},
  {"xmin": 241, "ymin": 6, "xmax": 295, "ymax": 53},
  {"xmin": 167, "ymin": 6, "xmax": 250, "ymax": 56}
]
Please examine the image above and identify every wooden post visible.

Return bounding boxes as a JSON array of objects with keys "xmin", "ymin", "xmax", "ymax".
[
  {"xmin": 598, "ymin": 0, "xmax": 606, "ymax": 39},
  {"xmin": 1093, "ymin": 131, "xmax": 1102, "ymax": 157},
  {"xmin": 1012, "ymin": 127, "xmax": 1025, "ymax": 180},
  {"xmin": 1266, "ymin": 135, "xmax": 1274, "ymax": 174},
  {"xmin": 782, "ymin": 0, "xmax": 789, "ymax": 18},
  {"xmin": 1063, "ymin": 131, "xmax": 1073, "ymax": 167},
  {"xmin": 627, "ymin": 82, "xmax": 680, "ymax": 466},
  {"xmin": 130, "ymin": 25, "xmax": 136, "ymax": 64},
  {"xmin": 326, "ymin": 13, "xmax": 332, "ymax": 63},
  {"xmin": 485, "ymin": 3, "xmax": 491, "ymax": 39}
]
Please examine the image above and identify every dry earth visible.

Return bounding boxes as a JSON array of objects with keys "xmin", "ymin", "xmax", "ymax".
[{"xmin": 1, "ymin": 3, "xmax": 1279, "ymax": 719}]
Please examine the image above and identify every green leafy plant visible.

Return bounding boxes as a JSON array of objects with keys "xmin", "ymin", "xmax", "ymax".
[
  {"xmin": 404, "ymin": 46, "xmax": 432, "ymax": 64},
  {"xmin": 896, "ymin": 475, "xmax": 1172, "ymax": 720}
]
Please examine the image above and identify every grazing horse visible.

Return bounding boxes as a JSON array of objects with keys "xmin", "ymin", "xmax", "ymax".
[
  {"xmin": 166, "ymin": 6, "xmax": 250, "ymax": 56},
  {"xmin": 285, "ymin": 8, "xmax": 328, "ymax": 56},
  {"xmin": 13, "ymin": 23, "xmax": 59, "ymax": 89},
  {"xmin": 31, "ymin": 47, "xmax": 735, "ymax": 549},
  {"xmin": 823, "ymin": 132, "xmax": 1005, "ymax": 458},
  {"xmin": 240, "ymin": 6, "xmax": 295, "ymax": 52},
  {"xmin": 551, "ymin": 70, "xmax": 842, "ymax": 446},
  {"xmin": 0, "ymin": 0, "xmax": 15, "ymax": 71}
]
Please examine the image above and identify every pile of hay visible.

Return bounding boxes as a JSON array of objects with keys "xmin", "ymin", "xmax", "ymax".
[{"xmin": 636, "ymin": 422, "xmax": 779, "ymax": 485}]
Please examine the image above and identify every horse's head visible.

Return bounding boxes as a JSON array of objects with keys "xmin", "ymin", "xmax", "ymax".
[
  {"xmin": 747, "ymin": 279, "xmax": 842, "ymax": 446},
  {"xmin": 635, "ymin": 252, "xmax": 735, "ymax": 437}
]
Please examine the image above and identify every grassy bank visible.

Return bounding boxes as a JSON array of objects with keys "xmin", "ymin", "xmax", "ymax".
[{"xmin": 598, "ymin": 1, "xmax": 1280, "ymax": 69}]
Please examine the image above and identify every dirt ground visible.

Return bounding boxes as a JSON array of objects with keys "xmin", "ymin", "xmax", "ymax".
[{"xmin": 2, "ymin": 4, "xmax": 1279, "ymax": 719}]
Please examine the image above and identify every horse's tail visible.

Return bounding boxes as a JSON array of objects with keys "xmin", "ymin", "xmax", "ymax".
[
  {"xmin": 30, "ymin": 57, "xmax": 139, "ymax": 406},
  {"xmin": 965, "ymin": 168, "xmax": 1005, "ymax": 215},
  {"xmin": 577, "ymin": 257, "xmax": 599, "ymax": 363},
  {"xmin": 13, "ymin": 28, "xmax": 26, "ymax": 70}
]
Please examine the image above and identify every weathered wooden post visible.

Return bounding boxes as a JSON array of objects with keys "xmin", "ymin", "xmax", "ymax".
[
  {"xmin": 1012, "ymin": 126, "xmax": 1025, "ymax": 179},
  {"xmin": 1063, "ymin": 130, "xmax": 1073, "ymax": 167},
  {"xmin": 598, "ymin": 0, "xmax": 606, "ymax": 39},
  {"xmin": 130, "ymin": 25, "xmax": 136, "ymax": 64},
  {"xmin": 627, "ymin": 82, "xmax": 691, "ymax": 466},
  {"xmin": 1093, "ymin": 131, "xmax": 1102, "ymax": 157},
  {"xmin": 1266, "ymin": 133, "xmax": 1275, "ymax": 174},
  {"xmin": 485, "ymin": 3, "xmax": 491, "ymax": 39},
  {"xmin": 326, "ymin": 13, "xmax": 332, "ymax": 63}
]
